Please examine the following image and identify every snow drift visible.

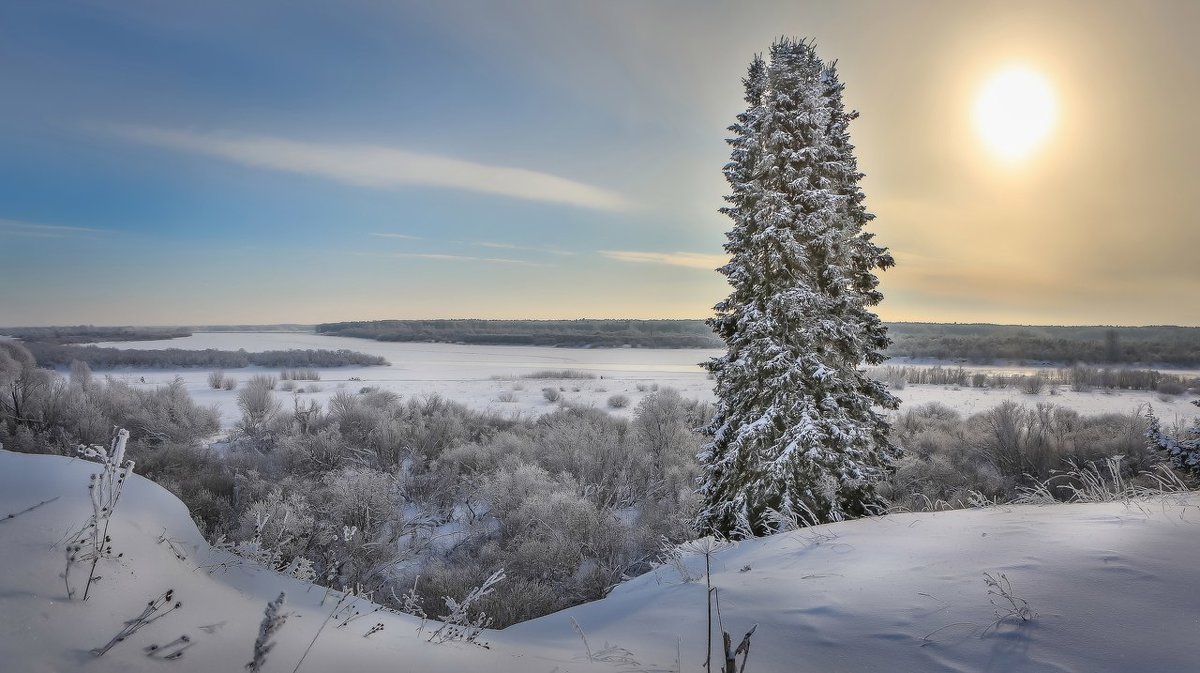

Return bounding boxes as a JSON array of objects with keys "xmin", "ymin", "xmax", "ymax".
[{"xmin": 1, "ymin": 448, "xmax": 1197, "ymax": 672}]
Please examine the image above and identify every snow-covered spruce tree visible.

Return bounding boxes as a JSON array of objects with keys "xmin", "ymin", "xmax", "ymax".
[
  {"xmin": 1145, "ymin": 401, "xmax": 1200, "ymax": 474},
  {"xmin": 698, "ymin": 38, "xmax": 899, "ymax": 538}
]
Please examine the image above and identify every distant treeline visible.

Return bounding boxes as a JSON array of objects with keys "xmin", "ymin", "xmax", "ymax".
[
  {"xmin": 317, "ymin": 319, "xmax": 1200, "ymax": 366},
  {"xmin": 0, "ymin": 325, "xmax": 193, "ymax": 344},
  {"xmin": 9, "ymin": 321, "xmax": 1199, "ymax": 367},
  {"xmin": 23, "ymin": 343, "xmax": 387, "ymax": 370},
  {"xmin": 886, "ymin": 323, "xmax": 1200, "ymax": 367},
  {"xmin": 317, "ymin": 319, "xmax": 723, "ymax": 348}
]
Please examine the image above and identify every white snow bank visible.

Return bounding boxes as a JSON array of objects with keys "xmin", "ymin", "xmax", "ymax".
[{"xmin": 2, "ymin": 448, "xmax": 1198, "ymax": 672}]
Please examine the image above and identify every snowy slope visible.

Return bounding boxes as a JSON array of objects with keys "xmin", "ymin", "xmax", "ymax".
[{"xmin": 2, "ymin": 448, "xmax": 1198, "ymax": 673}]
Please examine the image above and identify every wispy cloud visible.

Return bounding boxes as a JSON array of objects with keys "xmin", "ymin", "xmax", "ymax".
[
  {"xmin": 106, "ymin": 125, "xmax": 631, "ymax": 211},
  {"xmin": 0, "ymin": 219, "xmax": 108, "ymax": 238},
  {"xmin": 600, "ymin": 250, "xmax": 726, "ymax": 269},
  {"xmin": 473, "ymin": 241, "xmax": 574, "ymax": 256},
  {"xmin": 370, "ymin": 232, "xmax": 424, "ymax": 240},
  {"xmin": 353, "ymin": 251, "xmax": 550, "ymax": 267}
]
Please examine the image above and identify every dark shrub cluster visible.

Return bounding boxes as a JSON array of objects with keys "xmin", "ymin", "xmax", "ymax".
[{"xmin": 878, "ymin": 401, "xmax": 1163, "ymax": 510}]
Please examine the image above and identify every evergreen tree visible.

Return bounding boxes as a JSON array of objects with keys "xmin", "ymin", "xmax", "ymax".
[
  {"xmin": 1145, "ymin": 401, "xmax": 1200, "ymax": 474},
  {"xmin": 697, "ymin": 38, "xmax": 899, "ymax": 538}
]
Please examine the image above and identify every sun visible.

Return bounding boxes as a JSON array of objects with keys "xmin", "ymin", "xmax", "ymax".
[{"xmin": 973, "ymin": 66, "xmax": 1057, "ymax": 162}]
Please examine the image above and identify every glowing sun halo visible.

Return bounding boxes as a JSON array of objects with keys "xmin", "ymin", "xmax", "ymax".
[{"xmin": 974, "ymin": 66, "xmax": 1057, "ymax": 162}]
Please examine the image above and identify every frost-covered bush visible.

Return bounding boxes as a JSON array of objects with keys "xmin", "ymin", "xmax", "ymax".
[
  {"xmin": 207, "ymin": 370, "xmax": 225, "ymax": 389},
  {"xmin": 281, "ymin": 368, "xmax": 320, "ymax": 381},
  {"xmin": 237, "ymin": 376, "xmax": 282, "ymax": 441},
  {"xmin": 533, "ymin": 407, "xmax": 643, "ymax": 509},
  {"xmin": 235, "ymin": 487, "xmax": 317, "ymax": 571},
  {"xmin": 1020, "ymin": 375, "xmax": 1046, "ymax": 395},
  {"xmin": 880, "ymin": 401, "xmax": 1158, "ymax": 509},
  {"xmin": 1, "ymin": 340, "xmax": 219, "ymax": 450},
  {"xmin": 884, "ymin": 368, "xmax": 907, "ymax": 390},
  {"xmin": 606, "ymin": 394, "xmax": 630, "ymax": 409},
  {"xmin": 480, "ymin": 462, "xmax": 572, "ymax": 532},
  {"xmin": 1156, "ymin": 380, "xmax": 1186, "ymax": 396},
  {"xmin": 248, "ymin": 374, "xmax": 277, "ymax": 391}
]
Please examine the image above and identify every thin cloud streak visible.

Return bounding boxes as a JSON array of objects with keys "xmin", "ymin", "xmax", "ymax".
[
  {"xmin": 0, "ymin": 219, "xmax": 108, "ymax": 238},
  {"xmin": 352, "ymin": 251, "xmax": 550, "ymax": 268},
  {"xmin": 473, "ymin": 241, "xmax": 575, "ymax": 256},
  {"xmin": 107, "ymin": 125, "xmax": 631, "ymax": 211},
  {"xmin": 370, "ymin": 233, "xmax": 424, "ymax": 240},
  {"xmin": 600, "ymin": 250, "xmax": 727, "ymax": 270}
]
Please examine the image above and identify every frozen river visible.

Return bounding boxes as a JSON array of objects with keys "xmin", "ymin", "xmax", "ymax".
[
  {"xmin": 93, "ymin": 332, "xmax": 721, "ymax": 427},
  {"xmin": 92, "ymin": 332, "xmax": 1199, "ymax": 429}
]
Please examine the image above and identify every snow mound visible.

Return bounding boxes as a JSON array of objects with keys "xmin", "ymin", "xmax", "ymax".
[{"xmin": 2, "ymin": 448, "xmax": 1198, "ymax": 672}]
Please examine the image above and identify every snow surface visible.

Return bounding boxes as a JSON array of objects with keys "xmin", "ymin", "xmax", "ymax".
[
  {"xmin": 3, "ymin": 448, "xmax": 1199, "ymax": 672},
  {"xmin": 87, "ymin": 333, "xmax": 1199, "ymax": 429}
]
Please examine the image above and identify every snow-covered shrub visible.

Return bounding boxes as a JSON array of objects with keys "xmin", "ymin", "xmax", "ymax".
[
  {"xmin": 62, "ymin": 375, "xmax": 218, "ymax": 447},
  {"xmin": 69, "ymin": 359, "xmax": 93, "ymax": 390},
  {"xmin": 318, "ymin": 467, "xmax": 397, "ymax": 535},
  {"xmin": 531, "ymin": 407, "xmax": 647, "ymax": 509},
  {"xmin": 235, "ymin": 487, "xmax": 317, "ymax": 571},
  {"xmin": 437, "ymin": 431, "xmax": 522, "ymax": 480},
  {"xmin": 1020, "ymin": 375, "xmax": 1046, "ymax": 395},
  {"xmin": 480, "ymin": 462, "xmax": 572, "ymax": 533},
  {"xmin": 207, "ymin": 370, "xmax": 225, "ymax": 389},
  {"xmin": 237, "ymin": 376, "xmax": 282, "ymax": 441},
  {"xmin": 877, "ymin": 453, "xmax": 1005, "ymax": 512},
  {"xmin": 281, "ymin": 368, "xmax": 320, "ymax": 381},
  {"xmin": 276, "ymin": 426, "xmax": 345, "ymax": 473},
  {"xmin": 542, "ymin": 387, "xmax": 561, "ymax": 402},
  {"xmin": 1156, "ymin": 380, "xmax": 1186, "ymax": 397},
  {"xmin": 0, "ymin": 341, "xmax": 55, "ymax": 435},
  {"xmin": 880, "ymin": 402, "xmax": 1157, "ymax": 509},
  {"xmin": 606, "ymin": 394, "xmax": 630, "ymax": 409},
  {"xmin": 248, "ymin": 374, "xmax": 277, "ymax": 390}
]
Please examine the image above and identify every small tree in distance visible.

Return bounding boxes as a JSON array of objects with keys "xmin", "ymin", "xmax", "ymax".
[{"xmin": 698, "ymin": 38, "xmax": 899, "ymax": 538}]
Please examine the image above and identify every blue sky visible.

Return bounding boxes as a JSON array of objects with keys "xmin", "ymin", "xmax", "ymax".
[{"xmin": 2, "ymin": 1, "xmax": 1197, "ymax": 326}]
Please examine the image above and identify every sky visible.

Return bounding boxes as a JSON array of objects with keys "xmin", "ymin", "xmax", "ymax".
[{"xmin": 1, "ymin": 0, "xmax": 1197, "ymax": 327}]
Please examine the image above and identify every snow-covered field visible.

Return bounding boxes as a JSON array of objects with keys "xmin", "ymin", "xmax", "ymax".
[
  {"xmin": 90, "ymin": 332, "xmax": 1200, "ymax": 428},
  {"xmin": 4, "ymin": 448, "xmax": 1199, "ymax": 673}
]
